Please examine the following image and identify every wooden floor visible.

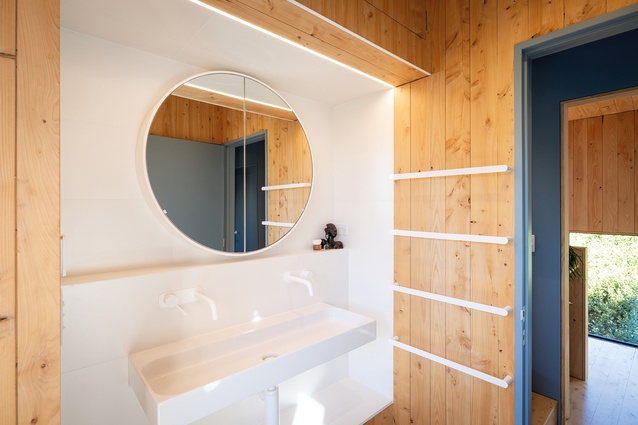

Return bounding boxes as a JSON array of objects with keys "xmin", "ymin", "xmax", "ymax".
[{"xmin": 570, "ymin": 337, "xmax": 638, "ymax": 424}]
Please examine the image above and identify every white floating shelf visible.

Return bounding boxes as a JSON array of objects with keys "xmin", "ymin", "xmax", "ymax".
[
  {"xmin": 392, "ymin": 229, "xmax": 511, "ymax": 245},
  {"xmin": 262, "ymin": 183, "xmax": 311, "ymax": 191},
  {"xmin": 262, "ymin": 221, "xmax": 295, "ymax": 228},
  {"xmin": 391, "ymin": 164, "xmax": 511, "ymax": 181}
]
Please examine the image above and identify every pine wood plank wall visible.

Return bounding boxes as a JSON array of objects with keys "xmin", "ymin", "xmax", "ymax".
[
  {"xmin": 150, "ymin": 95, "xmax": 312, "ymax": 245},
  {"xmin": 0, "ymin": 0, "xmax": 61, "ymax": 422},
  {"xmin": 362, "ymin": 1, "xmax": 638, "ymax": 424},
  {"xmin": 16, "ymin": 0, "xmax": 61, "ymax": 423},
  {"xmin": 0, "ymin": 0, "xmax": 17, "ymax": 422},
  {"xmin": 295, "ymin": 0, "xmax": 430, "ymax": 73},
  {"xmin": 569, "ymin": 111, "xmax": 638, "ymax": 235}
]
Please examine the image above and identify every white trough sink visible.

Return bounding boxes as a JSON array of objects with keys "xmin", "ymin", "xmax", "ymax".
[{"xmin": 128, "ymin": 303, "xmax": 376, "ymax": 425}]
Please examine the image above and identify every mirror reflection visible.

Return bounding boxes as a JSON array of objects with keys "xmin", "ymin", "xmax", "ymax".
[{"xmin": 145, "ymin": 72, "xmax": 312, "ymax": 253}]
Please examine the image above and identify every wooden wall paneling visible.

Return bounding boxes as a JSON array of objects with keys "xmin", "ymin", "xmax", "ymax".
[
  {"xmin": 529, "ymin": 0, "xmax": 564, "ymax": 39},
  {"xmin": 569, "ymin": 121, "xmax": 575, "ymax": 229},
  {"xmin": 569, "ymin": 246, "xmax": 587, "ymax": 381},
  {"xmin": 607, "ymin": 0, "xmax": 638, "ymax": 12},
  {"xmin": 586, "ymin": 117, "xmax": 603, "ymax": 232},
  {"xmin": 617, "ymin": 111, "xmax": 635, "ymax": 233},
  {"xmin": 469, "ymin": 0, "xmax": 499, "ymax": 422},
  {"xmin": 0, "ymin": 54, "xmax": 16, "ymax": 425},
  {"xmin": 572, "ymin": 118, "xmax": 589, "ymax": 231},
  {"xmin": 564, "ymin": 0, "xmax": 606, "ymax": 26},
  {"xmin": 0, "ymin": 0, "xmax": 16, "ymax": 55},
  {"xmin": 445, "ymin": 0, "xmax": 472, "ymax": 422},
  {"xmin": 419, "ymin": 0, "xmax": 447, "ymax": 421},
  {"xmin": 408, "ymin": 78, "xmax": 433, "ymax": 425},
  {"xmin": 197, "ymin": 0, "xmax": 427, "ymax": 86},
  {"xmin": 16, "ymin": 0, "xmax": 60, "ymax": 422},
  {"xmin": 496, "ymin": 0, "xmax": 527, "ymax": 421},
  {"xmin": 602, "ymin": 114, "xmax": 619, "ymax": 232},
  {"xmin": 368, "ymin": 0, "xmax": 426, "ymax": 38},
  {"xmin": 393, "ymin": 83, "xmax": 411, "ymax": 425}
]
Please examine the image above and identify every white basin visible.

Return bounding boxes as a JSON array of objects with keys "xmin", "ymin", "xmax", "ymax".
[{"xmin": 128, "ymin": 303, "xmax": 376, "ymax": 425}]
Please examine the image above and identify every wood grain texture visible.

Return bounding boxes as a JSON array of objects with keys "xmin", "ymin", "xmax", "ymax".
[
  {"xmin": 495, "ymin": 0, "xmax": 523, "ymax": 422},
  {"xmin": 16, "ymin": 0, "xmax": 60, "ymax": 423},
  {"xmin": 569, "ymin": 112, "xmax": 638, "ymax": 235},
  {"xmin": 529, "ymin": 0, "xmax": 564, "ymax": 38},
  {"xmin": 531, "ymin": 392, "xmax": 558, "ymax": 425},
  {"xmin": 469, "ymin": 0, "xmax": 499, "ymax": 422},
  {"xmin": 196, "ymin": 0, "xmax": 428, "ymax": 86},
  {"xmin": 393, "ymin": 83, "xmax": 412, "ymax": 425},
  {"xmin": 0, "ymin": 55, "xmax": 16, "ymax": 425},
  {"xmin": 569, "ymin": 246, "xmax": 587, "ymax": 381},
  {"xmin": 587, "ymin": 117, "xmax": 603, "ymax": 232},
  {"xmin": 0, "ymin": 0, "xmax": 15, "ymax": 55},
  {"xmin": 565, "ymin": 0, "xmax": 606, "ymax": 26},
  {"xmin": 372, "ymin": 1, "xmax": 638, "ymax": 425}
]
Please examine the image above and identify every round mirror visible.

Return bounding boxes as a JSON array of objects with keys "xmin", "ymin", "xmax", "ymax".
[{"xmin": 140, "ymin": 72, "xmax": 313, "ymax": 253}]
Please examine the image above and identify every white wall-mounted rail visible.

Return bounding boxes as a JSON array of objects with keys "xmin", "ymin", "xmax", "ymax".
[
  {"xmin": 391, "ymin": 164, "xmax": 511, "ymax": 181},
  {"xmin": 392, "ymin": 229, "xmax": 511, "ymax": 245},
  {"xmin": 261, "ymin": 221, "xmax": 295, "ymax": 228},
  {"xmin": 262, "ymin": 182, "xmax": 311, "ymax": 191},
  {"xmin": 390, "ymin": 337, "xmax": 513, "ymax": 389},
  {"xmin": 392, "ymin": 283, "xmax": 512, "ymax": 317}
]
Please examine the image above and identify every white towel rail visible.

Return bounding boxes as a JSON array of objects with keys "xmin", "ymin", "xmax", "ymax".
[
  {"xmin": 391, "ymin": 165, "xmax": 511, "ymax": 181},
  {"xmin": 262, "ymin": 183, "xmax": 311, "ymax": 191},
  {"xmin": 390, "ymin": 337, "xmax": 513, "ymax": 389},
  {"xmin": 392, "ymin": 229, "xmax": 511, "ymax": 245},
  {"xmin": 261, "ymin": 221, "xmax": 295, "ymax": 228},
  {"xmin": 392, "ymin": 283, "xmax": 512, "ymax": 317}
]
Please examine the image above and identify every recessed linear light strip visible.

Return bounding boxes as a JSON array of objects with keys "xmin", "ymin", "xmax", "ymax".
[
  {"xmin": 189, "ymin": 0, "xmax": 396, "ymax": 88},
  {"xmin": 183, "ymin": 83, "xmax": 293, "ymax": 112}
]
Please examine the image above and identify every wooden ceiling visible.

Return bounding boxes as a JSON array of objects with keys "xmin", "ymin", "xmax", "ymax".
[{"xmin": 567, "ymin": 88, "xmax": 638, "ymax": 121}]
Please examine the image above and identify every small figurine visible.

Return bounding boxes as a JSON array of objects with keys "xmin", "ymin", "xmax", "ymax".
[{"xmin": 322, "ymin": 223, "xmax": 344, "ymax": 249}]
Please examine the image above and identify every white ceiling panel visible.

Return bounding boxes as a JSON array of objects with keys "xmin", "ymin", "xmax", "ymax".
[{"xmin": 60, "ymin": 0, "xmax": 390, "ymax": 106}]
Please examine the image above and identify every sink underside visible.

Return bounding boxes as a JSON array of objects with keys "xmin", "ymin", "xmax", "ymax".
[{"xmin": 128, "ymin": 303, "xmax": 376, "ymax": 425}]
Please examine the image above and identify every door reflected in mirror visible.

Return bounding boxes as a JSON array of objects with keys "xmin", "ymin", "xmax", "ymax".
[{"xmin": 144, "ymin": 72, "xmax": 312, "ymax": 253}]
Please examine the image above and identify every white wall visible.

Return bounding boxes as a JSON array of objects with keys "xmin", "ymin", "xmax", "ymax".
[
  {"xmin": 60, "ymin": 28, "xmax": 393, "ymax": 424},
  {"xmin": 61, "ymin": 29, "xmax": 336, "ymax": 275},
  {"xmin": 333, "ymin": 92, "xmax": 394, "ymax": 398}
]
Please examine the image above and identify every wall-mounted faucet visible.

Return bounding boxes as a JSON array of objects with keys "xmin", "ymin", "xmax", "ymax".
[
  {"xmin": 283, "ymin": 270, "xmax": 314, "ymax": 296},
  {"xmin": 159, "ymin": 287, "xmax": 218, "ymax": 320}
]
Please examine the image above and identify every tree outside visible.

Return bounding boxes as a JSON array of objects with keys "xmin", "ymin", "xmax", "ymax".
[{"xmin": 570, "ymin": 233, "xmax": 638, "ymax": 346}]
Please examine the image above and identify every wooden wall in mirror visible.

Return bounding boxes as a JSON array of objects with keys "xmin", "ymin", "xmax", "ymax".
[{"xmin": 142, "ymin": 72, "xmax": 312, "ymax": 254}]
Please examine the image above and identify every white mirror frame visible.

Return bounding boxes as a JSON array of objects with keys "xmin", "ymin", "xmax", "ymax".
[{"xmin": 136, "ymin": 70, "xmax": 314, "ymax": 256}]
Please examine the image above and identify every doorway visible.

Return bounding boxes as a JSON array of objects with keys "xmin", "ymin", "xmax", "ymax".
[
  {"xmin": 227, "ymin": 131, "xmax": 267, "ymax": 252},
  {"xmin": 515, "ymin": 6, "xmax": 638, "ymax": 424}
]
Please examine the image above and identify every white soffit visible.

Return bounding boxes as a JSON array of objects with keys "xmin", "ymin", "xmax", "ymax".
[{"xmin": 60, "ymin": 0, "xmax": 390, "ymax": 105}]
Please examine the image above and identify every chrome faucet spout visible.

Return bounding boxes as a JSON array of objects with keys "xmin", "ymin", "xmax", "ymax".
[{"xmin": 194, "ymin": 291, "xmax": 219, "ymax": 320}]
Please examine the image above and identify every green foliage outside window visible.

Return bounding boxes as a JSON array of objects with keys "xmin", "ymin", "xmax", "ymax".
[{"xmin": 570, "ymin": 233, "xmax": 638, "ymax": 346}]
